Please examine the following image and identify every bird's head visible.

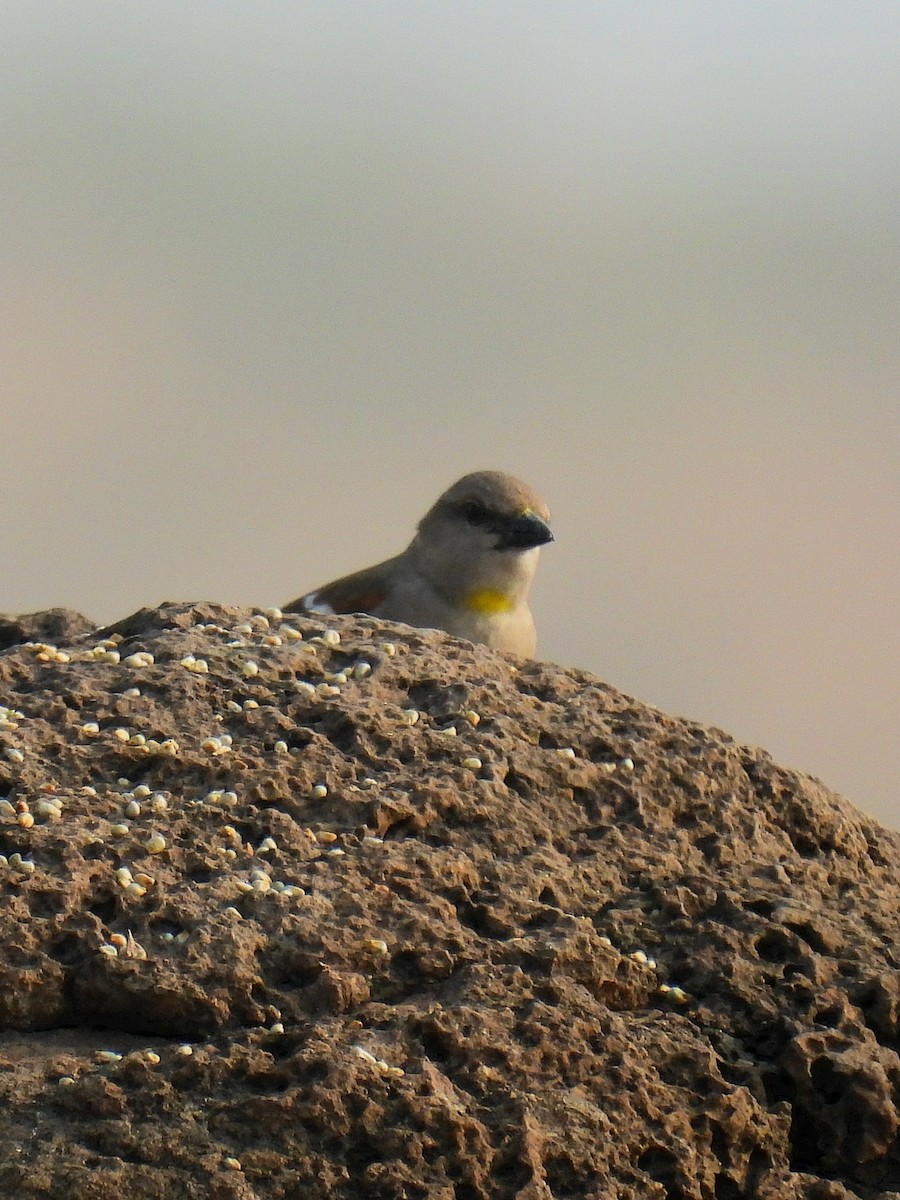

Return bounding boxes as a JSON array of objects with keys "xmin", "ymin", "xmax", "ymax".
[{"xmin": 411, "ymin": 470, "xmax": 553, "ymax": 608}]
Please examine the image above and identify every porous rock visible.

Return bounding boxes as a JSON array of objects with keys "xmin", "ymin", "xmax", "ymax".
[{"xmin": 0, "ymin": 602, "xmax": 897, "ymax": 1198}]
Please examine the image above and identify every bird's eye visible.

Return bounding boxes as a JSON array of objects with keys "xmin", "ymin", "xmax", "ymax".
[{"xmin": 460, "ymin": 500, "xmax": 490, "ymax": 527}]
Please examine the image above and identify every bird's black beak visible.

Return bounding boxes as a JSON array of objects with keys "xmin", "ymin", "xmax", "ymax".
[{"xmin": 497, "ymin": 512, "xmax": 554, "ymax": 551}]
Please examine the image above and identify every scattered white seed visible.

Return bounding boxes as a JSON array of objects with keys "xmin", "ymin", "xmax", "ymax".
[
  {"xmin": 225, "ymin": 700, "xmax": 242, "ymax": 713},
  {"xmin": 629, "ymin": 950, "xmax": 657, "ymax": 969},
  {"xmin": 461, "ymin": 757, "xmax": 483, "ymax": 771},
  {"xmin": 95, "ymin": 1051, "xmax": 122, "ymax": 1064},
  {"xmin": 322, "ymin": 629, "xmax": 341, "ymax": 646},
  {"xmin": 294, "ymin": 681, "xmax": 316, "ymax": 697},
  {"xmin": 233, "ymin": 624, "xmax": 253, "ymax": 635},
  {"xmin": 268, "ymin": 1021, "xmax": 285, "ymax": 1034},
  {"xmin": 364, "ymin": 938, "xmax": 389, "ymax": 954},
  {"xmin": 123, "ymin": 652, "xmax": 154, "ymax": 668},
  {"xmin": 115, "ymin": 868, "xmax": 134, "ymax": 887},
  {"xmin": 122, "ymin": 687, "xmax": 141, "ymax": 698},
  {"xmin": 311, "ymin": 784, "xmax": 328, "ymax": 800},
  {"xmin": 257, "ymin": 837, "xmax": 277, "ymax": 853},
  {"xmin": 439, "ymin": 725, "xmax": 458, "ymax": 737},
  {"xmin": 4, "ymin": 748, "xmax": 24, "ymax": 763},
  {"xmin": 113, "ymin": 728, "xmax": 130, "ymax": 742},
  {"xmin": 144, "ymin": 834, "xmax": 166, "ymax": 854},
  {"xmin": 556, "ymin": 747, "xmax": 577, "ymax": 759},
  {"xmin": 124, "ymin": 800, "xmax": 141, "ymax": 818},
  {"xmin": 0, "ymin": 799, "xmax": 15, "ymax": 817},
  {"xmin": 58, "ymin": 1076, "xmax": 75, "ymax": 1087},
  {"xmin": 242, "ymin": 699, "xmax": 259, "ymax": 711},
  {"xmin": 98, "ymin": 944, "xmax": 118, "ymax": 958},
  {"xmin": 129, "ymin": 734, "xmax": 146, "ymax": 747},
  {"xmin": 353, "ymin": 661, "xmax": 372, "ymax": 679},
  {"xmin": 175, "ymin": 1044, "xmax": 193, "ymax": 1057},
  {"xmin": 201, "ymin": 736, "xmax": 231, "ymax": 755},
  {"xmin": 273, "ymin": 740, "xmax": 289, "ymax": 755},
  {"xmin": 381, "ymin": 643, "xmax": 397, "ymax": 656},
  {"xmin": 353, "ymin": 1046, "xmax": 378, "ymax": 1064},
  {"xmin": 620, "ymin": 757, "xmax": 635, "ymax": 771},
  {"xmin": 159, "ymin": 739, "xmax": 179, "ymax": 756},
  {"xmin": 224, "ymin": 1158, "xmax": 242, "ymax": 1171},
  {"xmin": 315, "ymin": 830, "xmax": 337, "ymax": 844},
  {"xmin": 263, "ymin": 608, "xmax": 283, "ymax": 622},
  {"xmin": 242, "ymin": 661, "xmax": 259, "ymax": 678},
  {"xmin": 316, "ymin": 684, "xmax": 341, "ymax": 697},
  {"xmin": 17, "ymin": 811, "xmax": 34, "ymax": 829},
  {"xmin": 125, "ymin": 882, "xmax": 147, "ymax": 898},
  {"xmin": 399, "ymin": 710, "xmax": 419, "ymax": 726},
  {"xmin": 80, "ymin": 722, "xmax": 100, "ymax": 735},
  {"xmin": 109, "ymin": 823, "xmax": 130, "ymax": 838},
  {"xmin": 144, "ymin": 1051, "xmax": 161, "ymax": 1064}
]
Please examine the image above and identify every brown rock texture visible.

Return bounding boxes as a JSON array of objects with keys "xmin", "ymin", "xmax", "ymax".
[{"xmin": 0, "ymin": 601, "xmax": 897, "ymax": 1199}]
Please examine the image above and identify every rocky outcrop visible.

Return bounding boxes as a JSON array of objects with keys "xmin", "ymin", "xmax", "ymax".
[{"xmin": 0, "ymin": 602, "xmax": 897, "ymax": 1198}]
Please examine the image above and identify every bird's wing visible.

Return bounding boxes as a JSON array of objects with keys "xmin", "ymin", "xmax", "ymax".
[{"xmin": 283, "ymin": 555, "xmax": 402, "ymax": 616}]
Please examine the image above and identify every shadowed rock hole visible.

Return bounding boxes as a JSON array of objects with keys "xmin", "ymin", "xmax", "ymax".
[
  {"xmin": 88, "ymin": 896, "xmax": 118, "ymax": 924},
  {"xmin": 505, "ymin": 769, "xmax": 533, "ymax": 799},
  {"xmin": 82, "ymin": 842, "xmax": 111, "ymax": 862},
  {"xmin": 638, "ymin": 1147, "xmax": 684, "ymax": 1200},
  {"xmin": 746, "ymin": 1147, "xmax": 771, "ymax": 1188},
  {"xmin": 419, "ymin": 1024, "xmax": 457, "ymax": 1066},
  {"xmin": 782, "ymin": 919, "xmax": 830, "ymax": 954},
  {"xmin": 457, "ymin": 902, "xmax": 513, "ymax": 939},
  {"xmin": 407, "ymin": 680, "xmax": 470, "ymax": 719},
  {"xmin": 755, "ymin": 929, "xmax": 797, "ymax": 964},
  {"xmin": 714, "ymin": 1175, "xmax": 741, "ymax": 1199},
  {"xmin": 810, "ymin": 1056, "xmax": 845, "ymax": 1103},
  {"xmin": 28, "ymin": 890, "xmax": 66, "ymax": 919},
  {"xmin": 710, "ymin": 1121, "xmax": 729, "ymax": 1163},
  {"xmin": 787, "ymin": 1109, "xmax": 821, "ymax": 1171},
  {"xmin": 814, "ymin": 1004, "xmax": 843, "ymax": 1028},
  {"xmin": 47, "ymin": 932, "xmax": 87, "ymax": 965}
]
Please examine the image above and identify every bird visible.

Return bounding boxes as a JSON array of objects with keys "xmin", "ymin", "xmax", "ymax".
[{"xmin": 284, "ymin": 470, "xmax": 553, "ymax": 656}]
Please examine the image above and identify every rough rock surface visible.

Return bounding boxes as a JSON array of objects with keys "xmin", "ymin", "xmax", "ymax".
[{"xmin": 0, "ymin": 602, "xmax": 897, "ymax": 1199}]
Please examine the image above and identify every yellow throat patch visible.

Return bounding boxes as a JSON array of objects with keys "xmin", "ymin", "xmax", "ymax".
[{"xmin": 464, "ymin": 588, "xmax": 514, "ymax": 616}]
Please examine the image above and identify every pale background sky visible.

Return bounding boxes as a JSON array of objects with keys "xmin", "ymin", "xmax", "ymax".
[{"xmin": 3, "ymin": 4, "xmax": 897, "ymax": 826}]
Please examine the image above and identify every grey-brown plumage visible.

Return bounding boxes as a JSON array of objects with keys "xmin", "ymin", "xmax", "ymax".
[{"xmin": 285, "ymin": 470, "xmax": 553, "ymax": 656}]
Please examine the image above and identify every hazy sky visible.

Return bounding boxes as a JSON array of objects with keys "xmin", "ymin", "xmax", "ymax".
[{"xmin": 3, "ymin": 4, "xmax": 898, "ymax": 825}]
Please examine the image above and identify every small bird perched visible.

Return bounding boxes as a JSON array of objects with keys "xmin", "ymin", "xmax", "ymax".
[{"xmin": 285, "ymin": 470, "xmax": 553, "ymax": 657}]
